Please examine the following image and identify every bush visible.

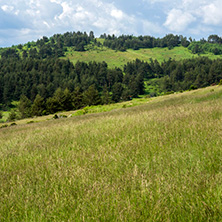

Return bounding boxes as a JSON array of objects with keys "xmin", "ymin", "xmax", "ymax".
[
  {"xmin": 52, "ymin": 114, "xmax": 59, "ymax": 119},
  {"xmin": 73, "ymin": 110, "xmax": 85, "ymax": 116},
  {"xmin": 149, "ymin": 92, "xmax": 157, "ymax": 97},
  {"xmin": 10, "ymin": 123, "xmax": 17, "ymax": 127},
  {"xmin": 0, "ymin": 111, "xmax": 3, "ymax": 119},
  {"xmin": 189, "ymin": 85, "xmax": 198, "ymax": 90},
  {"xmin": 8, "ymin": 110, "xmax": 17, "ymax": 122},
  {"xmin": 27, "ymin": 121, "xmax": 35, "ymax": 124}
]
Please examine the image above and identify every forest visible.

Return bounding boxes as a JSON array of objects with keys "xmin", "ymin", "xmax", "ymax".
[{"xmin": 1, "ymin": 31, "xmax": 222, "ymax": 119}]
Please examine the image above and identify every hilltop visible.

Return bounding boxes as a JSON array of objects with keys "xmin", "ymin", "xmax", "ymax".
[{"xmin": 1, "ymin": 32, "xmax": 222, "ymax": 69}]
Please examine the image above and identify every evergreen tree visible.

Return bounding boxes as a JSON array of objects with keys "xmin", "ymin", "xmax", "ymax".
[
  {"xmin": 72, "ymin": 87, "xmax": 83, "ymax": 110},
  {"xmin": 101, "ymin": 85, "xmax": 111, "ymax": 104},
  {"xmin": 31, "ymin": 94, "xmax": 45, "ymax": 116},
  {"xmin": 82, "ymin": 85, "xmax": 101, "ymax": 106},
  {"xmin": 63, "ymin": 88, "xmax": 73, "ymax": 110},
  {"xmin": 112, "ymin": 82, "xmax": 123, "ymax": 102},
  {"xmin": 46, "ymin": 97, "xmax": 58, "ymax": 114},
  {"xmin": 18, "ymin": 95, "xmax": 32, "ymax": 118}
]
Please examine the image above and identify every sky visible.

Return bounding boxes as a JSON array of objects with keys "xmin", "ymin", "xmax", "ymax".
[{"xmin": 1, "ymin": 0, "xmax": 222, "ymax": 47}]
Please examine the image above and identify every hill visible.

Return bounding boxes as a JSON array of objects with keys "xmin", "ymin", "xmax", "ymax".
[
  {"xmin": 0, "ymin": 86, "xmax": 222, "ymax": 221},
  {"xmin": 1, "ymin": 32, "xmax": 222, "ymax": 69},
  {"xmin": 64, "ymin": 42, "xmax": 222, "ymax": 69},
  {"xmin": 1, "ymin": 31, "xmax": 222, "ymax": 121}
]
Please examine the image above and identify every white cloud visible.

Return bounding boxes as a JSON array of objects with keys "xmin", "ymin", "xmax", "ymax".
[
  {"xmin": 52, "ymin": 0, "xmax": 148, "ymax": 36},
  {"xmin": 161, "ymin": 0, "xmax": 222, "ymax": 36},
  {"xmin": 201, "ymin": 2, "xmax": 222, "ymax": 25},
  {"xmin": 1, "ymin": 0, "xmax": 222, "ymax": 47},
  {"xmin": 142, "ymin": 20, "xmax": 163, "ymax": 35},
  {"xmin": 1, "ymin": 0, "xmax": 156, "ymax": 46},
  {"xmin": 110, "ymin": 9, "xmax": 124, "ymax": 19},
  {"xmin": 164, "ymin": 9, "xmax": 196, "ymax": 32},
  {"xmin": 1, "ymin": 5, "xmax": 14, "ymax": 12}
]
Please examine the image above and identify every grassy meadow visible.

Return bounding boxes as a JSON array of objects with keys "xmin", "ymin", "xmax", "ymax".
[
  {"xmin": 63, "ymin": 43, "xmax": 222, "ymax": 69},
  {"xmin": 1, "ymin": 86, "xmax": 222, "ymax": 221}
]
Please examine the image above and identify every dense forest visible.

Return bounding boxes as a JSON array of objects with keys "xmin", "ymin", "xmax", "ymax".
[
  {"xmin": 0, "ymin": 57, "xmax": 146, "ymax": 117},
  {"xmin": 1, "ymin": 31, "xmax": 222, "ymax": 119}
]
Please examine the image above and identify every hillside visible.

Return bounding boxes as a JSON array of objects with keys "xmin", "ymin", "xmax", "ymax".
[
  {"xmin": 1, "ymin": 31, "xmax": 222, "ymax": 122},
  {"xmin": 1, "ymin": 32, "xmax": 222, "ymax": 70},
  {"xmin": 64, "ymin": 43, "xmax": 222, "ymax": 69},
  {"xmin": 0, "ymin": 86, "xmax": 222, "ymax": 221}
]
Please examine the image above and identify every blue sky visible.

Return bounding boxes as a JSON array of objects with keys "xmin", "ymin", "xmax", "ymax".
[{"xmin": 1, "ymin": 0, "xmax": 222, "ymax": 47}]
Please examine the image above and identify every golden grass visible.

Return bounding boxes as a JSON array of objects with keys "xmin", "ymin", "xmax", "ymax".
[{"xmin": 0, "ymin": 86, "xmax": 222, "ymax": 221}]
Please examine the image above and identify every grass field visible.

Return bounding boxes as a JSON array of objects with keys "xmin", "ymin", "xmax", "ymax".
[
  {"xmin": 63, "ymin": 43, "xmax": 222, "ymax": 69},
  {"xmin": 1, "ymin": 86, "xmax": 222, "ymax": 221}
]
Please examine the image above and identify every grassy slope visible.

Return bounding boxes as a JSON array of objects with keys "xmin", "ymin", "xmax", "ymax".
[
  {"xmin": 63, "ymin": 42, "xmax": 222, "ymax": 69},
  {"xmin": 0, "ymin": 86, "xmax": 222, "ymax": 221}
]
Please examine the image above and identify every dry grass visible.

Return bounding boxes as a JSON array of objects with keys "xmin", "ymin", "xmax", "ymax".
[{"xmin": 0, "ymin": 86, "xmax": 222, "ymax": 221}]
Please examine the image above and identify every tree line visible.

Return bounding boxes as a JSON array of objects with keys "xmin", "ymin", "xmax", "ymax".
[
  {"xmin": 101, "ymin": 34, "xmax": 222, "ymax": 54},
  {"xmin": 101, "ymin": 34, "xmax": 190, "ymax": 51},
  {"xmin": 0, "ymin": 57, "xmax": 148, "ymax": 115},
  {"xmin": 1, "ymin": 32, "xmax": 222, "ymax": 60},
  {"xmin": 1, "ymin": 31, "xmax": 96, "ymax": 60},
  {"xmin": 1, "ymin": 55, "xmax": 222, "ymax": 116}
]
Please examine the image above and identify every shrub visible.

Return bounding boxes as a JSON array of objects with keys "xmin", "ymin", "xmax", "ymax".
[
  {"xmin": 189, "ymin": 85, "xmax": 197, "ymax": 90},
  {"xmin": 53, "ymin": 114, "xmax": 59, "ymax": 119},
  {"xmin": 164, "ymin": 91, "xmax": 174, "ymax": 95},
  {"xmin": 218, "ymin": 79, "xmax": 222, "ymax": 85},
  {"xmin": 8, "ymin": 110, "xmax": 17, "ymax": 122},
  {"xmin": 10, "ymin": 123, "xmax": 17, "ymax": 127},
  {"xmin": 27, "ymin": 121, "xmax": 35, "ymax": 124}
]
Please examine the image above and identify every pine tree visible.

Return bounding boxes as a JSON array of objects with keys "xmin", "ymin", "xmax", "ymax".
[
  {"xmin": 101, "ymin": 85, "xmax": 111, "ymax": 104},
  {"xmin": 18, "ymin": 95, "xmax": 32, "ymax": 118},
  {"xmin": 31, "ymin": 94, "xmax": 45, "ymax": 116},
  {"xmin": 112, "ymin": 82, "xmax": 123, "ymax": 102},
  {"xmin": 82, "ymin": 85, "xmax": 101, "ymax": 106},
  {"xmin": 63, "ymin": 88, "xmax": 73, "ymax": 110},
  {"xmin": 72, "ymin": 87, "xmax": 83, "ymax": 110}
]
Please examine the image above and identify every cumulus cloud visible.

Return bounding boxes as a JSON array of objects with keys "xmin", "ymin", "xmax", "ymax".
[
  {"xmin": 1, "ymin": 0, "xmax": 222, "ymax": 47},
  {"xmin": 162, "ymin": 0, "xmax": 222, "ymax": 36},
  {"xmin": 0, "ymin": 0, "xmax": 163, "ymax": 46},
  {"xmin": 201, "ymin": 2, "xmax": 222, "ymax": 25},
  {"xmin": 1, "ymin": 5, "xmax": 14, "ymax": 12},
  {"xmin": 164, "ymin": 9, "xmax": 196, "ymax": 32}
]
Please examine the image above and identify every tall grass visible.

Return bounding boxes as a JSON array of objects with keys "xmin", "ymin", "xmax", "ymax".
[{"xmin": 0, "ymin": 87, "xmax": 222, "ymax": 221}]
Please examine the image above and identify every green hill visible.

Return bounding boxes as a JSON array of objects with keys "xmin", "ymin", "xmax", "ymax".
[
  {"xmin": 2, "ymin": 32, "xmax": 222, "ymax": 121},
  {"xmin": 63, "ymin": 43, "xmax": 222, "ymax": 69},
  {"xmin": 0, "ymin": 86, "xmax": 222, "ymax": 221}
]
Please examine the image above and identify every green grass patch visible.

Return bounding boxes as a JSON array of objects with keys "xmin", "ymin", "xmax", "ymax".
[{"xmin": 62, "ymin": 44, "xmax": 222, "ymax": 69}]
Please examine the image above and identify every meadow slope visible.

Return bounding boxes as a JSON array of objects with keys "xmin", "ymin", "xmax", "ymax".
[
  {"xmin": 0, "ymin": 86, "xmax": 222, "ymax": 221},
  {"xmin": 64, "ymin": 44, "xmax": 222, "ymax": 69}
]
